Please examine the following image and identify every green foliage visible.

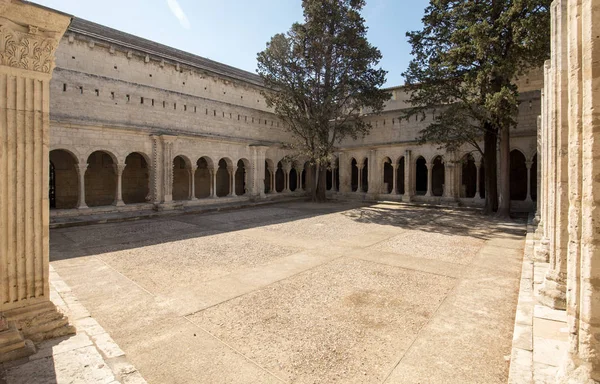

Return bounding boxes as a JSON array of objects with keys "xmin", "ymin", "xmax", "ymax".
[
  {"xmin": 403, "ymin": 0, "xmax": 550, "ymax": 150},
  {"xmin": 256, "ymin": 0, "xmax": 389, "ymax": 167}
]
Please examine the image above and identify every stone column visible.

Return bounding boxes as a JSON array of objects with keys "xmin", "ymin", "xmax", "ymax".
[
  {"xmin": 358, "ymin": 165, "xmax": 364, "ymax": 193},
  {"xmin": 228, "ymin": 166, "xmax": 236, "ymax": 197},
  {"xmin": 76, "ymin": 163, "xmax": 88, "ymax": 209},
  {"xmin": 113, "ymin": 163, "xmax": 125, "ymax": 206},
  {"xmin": 557, "ymin": 0, "xmax": 600, "ymax": 380},
  {"xmin": 189, "ymin": 166, "xmax": 197, "ymax": 200},
  {"xmin": 403, "ymin": 150, "xmax": 414, "ymax": 202},
  {"xmin": 338, "ymin": 154, "xmax": 351, "ymax": 193},
  {"xmin": 0, "ymin": 1, "xmax": 74, "ymax": 362},
  {"xmin": 210, "ymin": 169, "xmax": 217, "ymax": 198},
  {"xmin": 252, "ymin": 146, "xmax": 267, "ymax": 198},
  {"xmin": 525, "ymin": 160, "xmax": 533, "ymax": 202},
  {"xmin": 283, "ymin": 163, "xmax": 291, "ymax": 193},
  {"xmin": 534, "ymin": 61, "xmax": 552, "ymax": 262},
  {"xmin": 391, "ymin": 163, "xmax": 398, "ymax": 195},
  {"xmin": 425, "ymin": 164, "xmax": 433, "ymax": 197},
  {"xmin": 534, "ymin": 115, "xmax": 543, "ymax": 224},
  {"xmin": 539, "ymin": 0, "xmax": 568, "ymax": 310}
]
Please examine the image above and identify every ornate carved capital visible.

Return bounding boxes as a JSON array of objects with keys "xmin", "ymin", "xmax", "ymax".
[{"xmin": 0, "ymin": 18, "xmax": 62, "ymax": 74}]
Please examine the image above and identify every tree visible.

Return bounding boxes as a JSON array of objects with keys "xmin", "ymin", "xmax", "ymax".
[
  {"xmin": 403, "ymin": 0, "xmax": 550, "ymax": 216},
  {"xmin": 257, "ymin": 0, "xmax": 389, "ymax": 202}
]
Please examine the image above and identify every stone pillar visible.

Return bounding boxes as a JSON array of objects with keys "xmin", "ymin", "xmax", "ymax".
[
  {"xmin": 210, "ymin": 169, "xmax": 217, "ymax": 198},
  {"xmin": 534, "ymin": 115, "xmax": 543, "ymax": 224},
  {"xmin": 391, "ymin": 163, "xmax": 398, "ymax": 195},
  {"xmin": 252, "ymin": 147, "xmax": 267, "ymax": 198},
  {"xmin": 0, "ymin": 1, "xmax": 74, "ymax": 362},
  {"xmin": 425, "ymin": 163, "xmax": 433, "ymax": 197},
  {"xmin": 534, "ymin": 61, "xmax": 552, "ymax": 262},
  {"xmin": 283, "ymin": 163, "xmax": 291, "ymax": 193},
  {"xmin": 557, "ymin": 0, "xmax": 600, "ymax": 380},
  {"xmin": 358, "ymin": 165, "xmax": 364, "ymax": 193},
  {"xmin": 76, "ymin": 163, "xmax": 88, "ymax": 209},
  {"xmin": 189, "ymin": 166, "xmax": 197, "ymax": 200},
  {"xmin": 113, "ymin": 163, "xmax": 125, "ymax": 206},
  {"xmin": 525, "ymin": 160, "xmax": 533, "ymax": 202},
  {"xmin": 403, "ymin": 150, "xmax": 414, "ymax": 202},
  {"xmin": 539, "ymin": 0, "xmax": 568, "ymax": 310},
  {"xmin": 338, "ymin": 154, "xmax": 351, "ymax": 193},
  {"xmin": 228, "ymin": 166, "xmax": 236, "ymax": 197}
]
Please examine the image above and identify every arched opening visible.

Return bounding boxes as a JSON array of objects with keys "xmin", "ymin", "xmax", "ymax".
[
  {"xmin": 85, "ymin": 150, "xmax": 116, "ymax": 207},
  {"xmin": 290, "ymin": 168, "xmax": 298, "ymax": 191},
  {"xmin": 236, "ymin": 159, "xmax": 247, "ymax": 196},
  {"xmin": 510, "ymin": 150, "xmax": 527, "ymax": 200},
  {"xmin": 49, "ymin": 149, "xmax": 78, "ymax": 209},
  {"xmin": 122, "ymin": 152, "xmax": 149, "ymax": 204},
  {"xmin": 195, "ymin": 157, "xmax": 212, "ymax": 198},
  {"xmin": 461, "ymin": 154, "xmax": 477, "ymax": 198},
  {"xmin": 264, "ymin": 160, "xmax": 272, "ymax": 194},
  {"xmin": 531, "ymin": 154, "xmax": 538, "ymax": 201},
  {"xmin": 216, "ymin": 158, "xmax": 231, "ymax": 197},
  {"xmin": 432, "ymin": 156, "xmax": 445, "ymax": 197},
  {"xmin": 416, "ymin": 157, "xmax": 427, "ymax": 195},
  {"xmin": 351, "ymin": 158, "xmax": 359, "ymax": 192},
  {"xmin": 275, "ymin": 161, "xmax": 285, "ymax": 193},
  {"xmin": 383, "ymin": 157, "xmax": 393, "ymax": 194},
  {"xmin": 361, "ymin": 158, "xmax": 369, "ymax": 192},
  {"xmin": 326, "ymin": 167, "xmax": 333, "ymax": 191},
  {"xmin": 172, "ymin": 155, "xmax": 190, "ymax": 201},
  {"xmin": 397, "ymin": 157, "xmax": 405, "ymax": 195}
]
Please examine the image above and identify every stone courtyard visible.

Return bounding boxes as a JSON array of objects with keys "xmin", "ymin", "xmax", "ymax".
[{"xmin": 46, "ymin": 201, "xmax": 526, "ymax": 383}]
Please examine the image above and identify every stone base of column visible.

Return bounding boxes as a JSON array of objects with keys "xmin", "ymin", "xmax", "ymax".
[
  {"xmin": 534, "ymin": 237, "xmax": 550, "ymax": 262},
  {"xmin": 402, "ymin": 194, "xmax": 413, "ymax": 203},
  {"xmin": 538, "ymin": 272, "xmax": 567, "ymax": 310},
  {"xmin": 556, "ymin": 355, "xmax": 600, "ymax": 384},
  {"xmin": 0, "ymin": 316, "xmax": 36, "ymax": 363},
  {"xmin": 3, "ymin": 301, "xmax": 75, "ymax": 343},
  {"xmin": 154, "ymin": 201, "xmax": 183, "ymax": 211}
]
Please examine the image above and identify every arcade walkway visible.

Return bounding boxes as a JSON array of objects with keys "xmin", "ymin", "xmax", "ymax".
[{"xmin": 48, "ymin": 201, "xmax": 525, "ymax": 384}]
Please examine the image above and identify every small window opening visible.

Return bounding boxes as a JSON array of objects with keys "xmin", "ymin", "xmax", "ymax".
[
  {"xmin": 95, "ymin": 89, "xmax": 99, "ymax": 96},
  {"xmin": 126, "ymin": 94, "xmax": 130, "ymax": 102},
  {"xmin": 184, "ymin": 105, "xmax": 187, "ymax": 111},
  {"xmin": 111, "ymin": 92, "xmax": 115, "ymax": 100},
  {"xmin": 79, "ymin": 86, "xmax": 83, "ymax": 94},
  {"xmin": 152, "ymin": 99, "xmax": 155, "ymax": 106},
  {"xmin": 62, "ymin": 84, "xmax": 67, "ymax": 92},
  {"xmin": 114, "ymin": 65, "xmax": 117, "ymax": 70},
  {"xmin": 174, "ymin": 103, "xmax": 177, "ymax": 110},
  {"xmin": 163, "ymin": 101, "xmax": 166, "ymax": 108},
  {"xmin": 141, "ymin": 97, "xmax": 144, "ymax": 104}
]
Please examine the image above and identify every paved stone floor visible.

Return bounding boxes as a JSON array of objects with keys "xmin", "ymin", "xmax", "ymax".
[{"xmin": 48, "ymin": 201, "xmax": 526, "ymax": 384}]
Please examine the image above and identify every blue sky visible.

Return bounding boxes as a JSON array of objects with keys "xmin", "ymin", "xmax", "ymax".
[{"xmin": 33, "ymin": 0, "xmax": 430, "ymax": 87}]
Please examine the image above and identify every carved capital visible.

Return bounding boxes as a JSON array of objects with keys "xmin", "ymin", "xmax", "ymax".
[{"xmin": 0, "ymin": 18, "xmax": 62, "ymax": 74}]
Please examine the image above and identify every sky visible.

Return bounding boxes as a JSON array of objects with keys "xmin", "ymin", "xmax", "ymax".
[{"xmin": 33, "ymin": 0, "xmax": 430, "ymax": 87}]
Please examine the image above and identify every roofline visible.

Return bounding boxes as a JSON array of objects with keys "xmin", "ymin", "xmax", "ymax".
[{"xmin": 67, "ymin": 17, "xmax": 266, "ymax": 88}]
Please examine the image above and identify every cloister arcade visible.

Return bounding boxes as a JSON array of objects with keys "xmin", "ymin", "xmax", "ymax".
[{"xmin": 48, "ymin": 145, "xmax": 536, "ymax": 214}]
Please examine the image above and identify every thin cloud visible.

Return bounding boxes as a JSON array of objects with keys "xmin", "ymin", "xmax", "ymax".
[{"xmin": 166, "ymin": 0, "xmax": 190, "ymax": 30}]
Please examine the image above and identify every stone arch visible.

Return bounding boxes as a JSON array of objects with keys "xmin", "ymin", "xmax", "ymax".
[
  {"xmin": 461, "ymin": 154, "xmax": 477, "ymax": 198},
  {"xmin": 382, "ymin": 157, "xmax": 393, "ymax": 194},
  {"xmin": 236, "ymin": 158, "xmax": 250, "ymax": 196},
  {"xmin": 351, "ymin": 158, "xmax": 359, "ymax": 192},
  {"xmin": 122, "ymin": 152, "xmax": 150, "ymax": 204},
  {"xmin": 172, "ymin": 155, "xmax": 191, "ymax": 201},
  {"xmin": 49, "ymin": 149, "xmax": 79, "ymax": 209},
  {"xmin": 275, "ymin": 161, "xmax": 285, "ymax": 193},
  {"xmin": 432, "ymin": 155, "xmax": 445, "ymax": 197},
  {"xmin": 85, "ymin": 150, "xmax": 117, "ymax": 207},
  {"xmin": 216, "ymin": 158, "xmax": 232, "ymax": 197},
  {"xmin": 195, "ymin": 156, "xmax": 213, "ymax": 198},
  {"xmin": 397, "ymin": 156, "xmax": 405, "ymax": 195},
  {"xmin": 415, "ymin": 156, "xmax": 427, "ymax": 195},
  {"xmin": 510, "ymin": 149, "xmax": 527, "ymax": 201}
]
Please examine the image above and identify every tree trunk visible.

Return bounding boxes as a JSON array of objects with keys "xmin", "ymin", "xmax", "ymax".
[
  {"xmin": 496, "ymin": 124, "xmax": 511, "ymax": 218},
  {"xmin": 311, "ymin": 163, "xmax": 318, "ymax": 202},
  {"xmin": 483, "ymin": 126, "xmax": 499, "ymax": 215},
  {"xmin": 315, "ymin": 164, "xmax": 327, "ymax": 202}
]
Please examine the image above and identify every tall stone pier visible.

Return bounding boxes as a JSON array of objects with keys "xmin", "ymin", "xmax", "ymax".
[{"xmin": 0, "ymin": 0, "xmax": 73, "ymax": 362}]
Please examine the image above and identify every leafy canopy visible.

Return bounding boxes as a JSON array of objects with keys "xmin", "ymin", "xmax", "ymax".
[
  {"xmin": 257, "ymin": 0, "xmax": 389, "ymax": 166},
  {"xmin": 403, "ymin": 0, "xmax": 550, "ymax": 152}
]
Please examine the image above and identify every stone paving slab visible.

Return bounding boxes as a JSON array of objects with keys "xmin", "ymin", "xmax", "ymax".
[
  {"xmin": 48, "ymin": 201, "xmax": 527, "ymax": 384},
  {"xmin": 0, "ymin": 266, "xmax": 146, "ymax": 384}
]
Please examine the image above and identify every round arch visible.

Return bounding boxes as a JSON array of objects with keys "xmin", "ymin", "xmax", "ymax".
[
  {"xmin": 85, "ymin": 150, "xmax": 118, "ymax": 207},
  {"xmin": 122, "ymin": 152, "xmax": 150, "ymax": 204},
  {"xmin": 49, "ymin": 149, "xmax": 79, "ymax": 209}
]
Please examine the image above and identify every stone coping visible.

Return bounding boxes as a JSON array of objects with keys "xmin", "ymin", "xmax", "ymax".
[
  {"xmin": 0, "ymin": 266, "xmax": 147, "ymax": 384},
  {"xmin": 508, "ymin": 218, "xmax": 569, "ymax": 383}
]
